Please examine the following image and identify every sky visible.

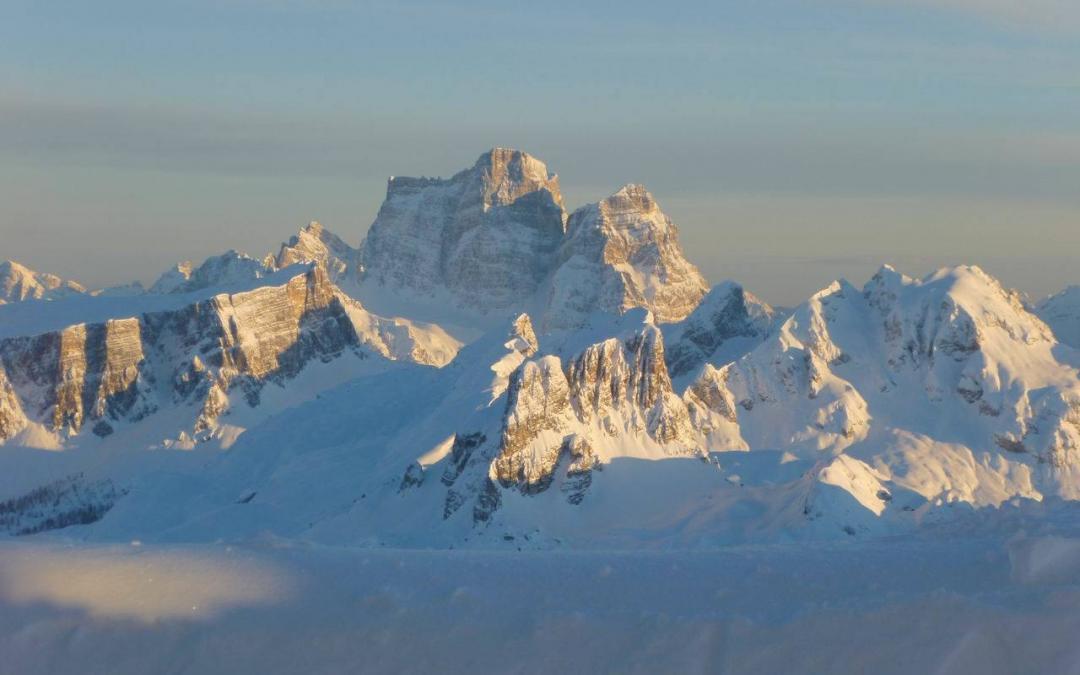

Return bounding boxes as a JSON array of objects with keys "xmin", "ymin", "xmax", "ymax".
[{"xmin": 0, "ymin": 0, "xmax": 1077, "ymax": 307}]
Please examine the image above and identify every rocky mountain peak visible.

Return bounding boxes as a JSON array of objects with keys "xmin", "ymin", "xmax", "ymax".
[
  {"xmin": 272, "ymin": 221, "xmax": 359, "ymax": 282},
  {"xmin": 150, "ymin": 250, "xmax": 271, "ymax": 295},
  {"xmin": 599, "ymin": 183, "xmax": 660, "ymax": 220},
  {"xmin": 0, "ymin": 260, "xmax": 87, "ymax": 304},
  {"xmin": 471, "ymin": 148, "xmax": 563, "ymax": 211},
  {"xmin": 358, "ymin": 151, "xmax": 712, "ymax": 331},
  {"xmin": 360, "ymin": 149, "xmax": 567, "ymax": 312},
  {"xmin": 664, "ymin": 281, "xmax": 776, "ymax": 379},
  {"xmin": 490, "ymin": 317, "xmax": 697, "ymax": 496},
  {"xmin": 543, "ymin": 184, "xmax": 709, "ymax": 329}
]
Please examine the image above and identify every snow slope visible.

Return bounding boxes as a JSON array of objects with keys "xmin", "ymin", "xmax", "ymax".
[{"xmin": 1038, "ymin": 285, "xmax": 1080, "ymax": 349}]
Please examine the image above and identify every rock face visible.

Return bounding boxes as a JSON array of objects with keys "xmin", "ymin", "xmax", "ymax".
[
  {"xmin": 0, "ymin": 365, "xmax": 27, "ymax": 440},
  {"xmin": 271, "ymin": 221, "xmax": 360, "ymax": 283},
  {"xmin": 0, "ymin": 266, "xmax": 458, "ymax": 444},
  {"xmin": 688, "ymin": 265, "xmax": 1080, "ymax": 494},
  {"xmin": 390, "ymin": 311, "xmax": 703, "ymax": 527},
  {"xmin": 0, "ymin": 260, "xmax": 86, "ymax": 304},
  {"xmin": 663, "ymin": 281, "xmax": 776, "ymax": 379},
  {"xmin": 491, "ymin": 316, "xmax": 698, "ymax": 497},
  {"xmin": 358, "ymin": 150, "xmax": 710, "ymax": 330},
  {"xmin": 544, "ymin": 184, "xmax": 708, "ymax": 330},
  {"xmin": 1037, "ymin": 285, "xmax": 1080, "ymax": 349},
  {"xmin": 410, "ymin": 264, "xmax": 1080, "ymax": 536},
  {"xmin": 152, "ymin": 222, "xmax": 360, "ymax": 296},
  {"xmin": 360, "ymin": 148, "xmax": 566, "ymax": 311}
]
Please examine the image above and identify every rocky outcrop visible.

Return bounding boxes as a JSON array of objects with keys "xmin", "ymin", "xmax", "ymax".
[
  {"xmin": 690, "ymin": 265, "xmax": 1080, "ymax": 475},
  {"xmin": 0, "ymin": 266, "xmax": 458, "ymax": 443},
  {"xmin": 491, "ymin": 320, "xmax": 698, "ymax": 496},
  {"xmin": 664, "ymin": 282, "xmax": 776, "ymax": 378},
  {"xmin": 493, "ymin": 356, "xmax": 576, "ymax": 491},
  {"xmin": 1, "ymin": 318, "xmax": 154, "ymax": 437},
  {"xmin": 0, "ymin": 365, "xmax": 27, "ymax": 440},
  {"xmin": 271, "ymin": 221, "xmax": 360, "ymax": 283},
  {"xmin": 0, "ymin": 260, "xmax": 85, "ymax": 304},
  {"xmin": 358, "ymin": 151, "xmax": 712, "ymax": 329},
  {"xmin": 360, "ymin": 148, "xmax": 566, "ymax": 311},
  {"xmin": 543, "ymin": 185, "xmax": 708, "ymax": 330}
]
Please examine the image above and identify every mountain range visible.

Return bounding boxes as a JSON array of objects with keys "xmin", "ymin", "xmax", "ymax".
[{"xmin": 1, "ymin": 148, "xmax": 1079, "ymax": 547}]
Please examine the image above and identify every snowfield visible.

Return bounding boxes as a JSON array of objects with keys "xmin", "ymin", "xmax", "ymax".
[{"xmin": 5, "ymin": 519, "xmax": 1080, "ymax": 674}]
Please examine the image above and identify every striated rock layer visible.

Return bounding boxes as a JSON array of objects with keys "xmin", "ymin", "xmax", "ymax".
[
  {"xmin": 358, "ymin": 150, "xmax": 709, "ymax": 330},
  {"xmin": 361, "ymin": 148, "xmax": 566, "ymax": 310},
  {"xmin": 271, "ymin": 221, "xmax": 359, "ymax": 283},
  {"xmin": 544, "ymin": 184, "xmax": 708, "ymax": 329},
  {"xmin": 0, "ymin": 266, "xmax": 458, "ymax": 444}
]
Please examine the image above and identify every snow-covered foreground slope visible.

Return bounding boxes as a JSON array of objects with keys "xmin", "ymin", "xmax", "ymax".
[{"xmin": 6, "ymin": 515, "xmax": 1080, "ymax": 674}]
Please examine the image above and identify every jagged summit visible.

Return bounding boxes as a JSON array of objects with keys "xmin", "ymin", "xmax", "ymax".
[
  {"xmin": 0, "ymin": 260, "xmax": 86, "ymax": 304},
  {"xmin": 0, "ymin": 264, "xmax": 460, "ymax": 450},
  {"xmin": 543, "ymin": 183, "xmax": 709, "ymax": 329},
  {"xmin": 357, "ymin": 151, "xmax": 713, "ymax": 331},
  {"xmin": 4, "ymin": 150, "xmax": 1080, "ymax": 551},
  {"xmin": 359, "ymin": 148, "xmax": 568, "ymax": 312},
  {"xmin": 469, "ymin": 147, "xmax": 563, "ymax": 210},
  {"xmin": 149, "ymin": 222, "xmax": 360, "ymax": 296},
  {"xmin": 271, "ymin": 220, "xmax": 360, "ymax": 283},
  {"xmin": 150, "ymin": 249, "xmax": 270, "ymax": 294},
  {"xmin": 663, "ymin": 281, "xmax": 776, "ymax": 380}
]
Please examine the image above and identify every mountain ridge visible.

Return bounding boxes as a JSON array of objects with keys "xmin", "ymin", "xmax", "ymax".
[{"xmin": 1, "ymin": 149, "xmax": 1079, "ymax": 548}]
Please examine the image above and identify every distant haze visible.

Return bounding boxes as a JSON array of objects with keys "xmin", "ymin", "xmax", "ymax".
[{"xmin": 1, "ymin": 0, "xmax": 1077, "ymax": 307}]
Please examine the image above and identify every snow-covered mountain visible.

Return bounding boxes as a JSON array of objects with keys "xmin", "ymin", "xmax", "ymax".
[
  {"xmin": 0, "ymin": 260, "xmax": 86, "ymax": 304},
  {"xmin": 149, "ymin": 250, "xmax": 272, "ymax": 294},
  {"xmin": 543, "ymin": 184, "xmax": 708, "ymax": 330},
  {"xmin": 691, "ymin": 265, "xmax": 1080, "ymax": 531},
  {"xmin": 0, "ymin": 265, "xmax": 458, "ymax": 456},
  {"xmin": 356, "ymin": 149, "xmax": 707, "ymax": 333},
  {"xmin": 271, "ymin": 220, "xmax": 360, "ymax": 283},
  {"xmin": 662, "ymin": 280, "xmax": 777, "ymax": 384},
  {"xmin": 2, "ymin": 148, "xmax": 1080, "ymax": 550},
  {"xmin": 150, "ymin": 221, "xmax": 361, "ymax": 295},
  {"xmin": 61, "ymin": 263, "xmax": 1080, "ymax": 547},
  {"xmin": 358, "ymin": 148, "xmax": 567, "ymax": 317},
  {"xmin": 1038, "ymin": 285, "xmax": 1080, "ymax": 349}
]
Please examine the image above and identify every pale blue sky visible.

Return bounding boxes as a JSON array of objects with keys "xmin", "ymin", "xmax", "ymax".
[{"xmin": 1, "ymin": 0, "xmax": 1077, "ymax": 305}]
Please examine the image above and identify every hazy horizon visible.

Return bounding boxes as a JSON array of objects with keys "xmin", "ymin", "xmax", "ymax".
[{"xmin": 2, "ymin": 0, "xmax": 1078, "ymax": 306}]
